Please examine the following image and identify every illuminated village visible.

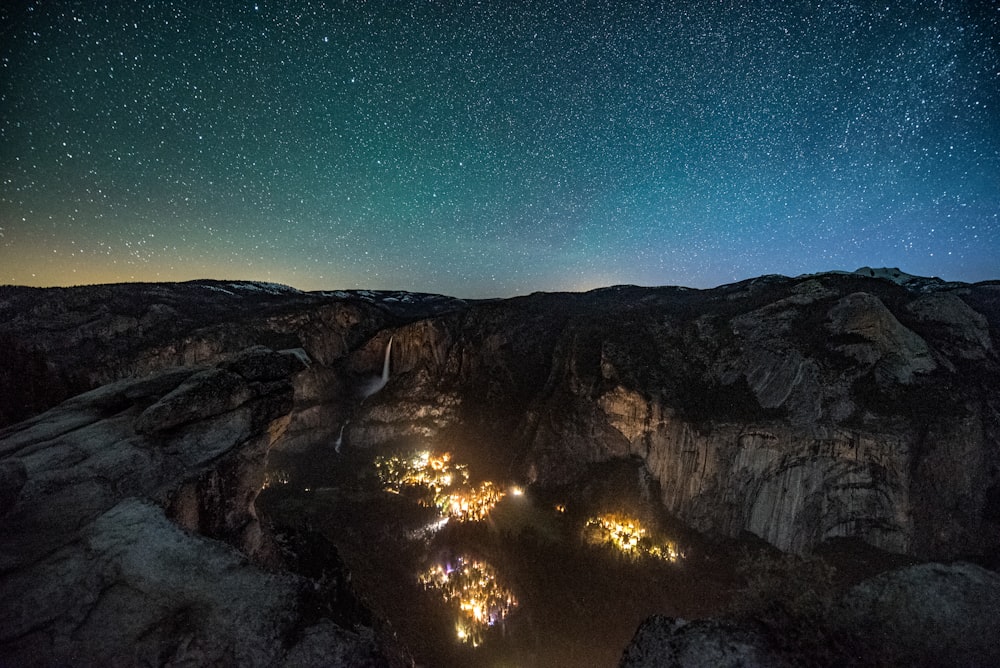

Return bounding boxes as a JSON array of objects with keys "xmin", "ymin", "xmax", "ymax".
[
  {"xmin": 375, "ymin": 450, "xmax": 465, "ymax": 494},
  {"xmin": 585, "ymin": 513, "xmax": 684, "ymax": 562},
  {"xmin": 419, "ymin": 557, "xmax": 518, "ymax": 647},
  {"xmin": 374, "ymin": 450, "xmax": 506, "ymax": 522},
  {"xmin": 374, "ymin": 450, "xmax": 519, "ymax": 645},
  {"xmin": 373, "ymin": 450, "xmax": 681, "ymax": 649}
]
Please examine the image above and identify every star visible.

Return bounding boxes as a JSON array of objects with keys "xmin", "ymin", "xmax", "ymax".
[{"xmin": 0, "ymin": 1, "xmax": 995, "ymax": 294}]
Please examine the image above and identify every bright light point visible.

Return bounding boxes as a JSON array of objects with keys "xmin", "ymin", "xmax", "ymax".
[{"xmin": 510, "ymin": 485, "xmax": 524, "ymax": 496}]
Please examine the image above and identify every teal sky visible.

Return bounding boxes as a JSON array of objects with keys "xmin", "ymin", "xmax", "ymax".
[{"xmin": 2, "ymin": 1, "xmax": 998, "ymax": 297}]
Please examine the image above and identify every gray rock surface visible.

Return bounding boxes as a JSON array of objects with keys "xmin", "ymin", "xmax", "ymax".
[
  {"xmin": 0, "ymin": 347, "xmax": 399, "ymax": 667},
  {"xmin": 0, "ymin": 458, "xmax": 26, "ymax": 518},
  {"xmin": 621, "ymin": 561, "xmax": 1000, "ymax": 668},
  {"xmin": 620, "ymin": 616, "xmax": 790, "ymax": 668},
  {"xmin": 836, "ymin": 561, "xmax": 1000, "ymax": 667},
  {"xmin": 2, "ymin": 273, "xmax": 998, "ymax": 560},
  {"xmin": 346, "ymin": 274, "xmax": 999, "ymax": 559}
]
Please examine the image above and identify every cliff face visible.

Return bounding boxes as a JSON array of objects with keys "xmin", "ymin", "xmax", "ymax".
[
  {"xmin": 0, "ymin": 281, "xmax": 466, "ymax": 454},
  {"xmin": 346, "ymin": 274, "xmax": 1000, "ymax": 559},
  {"xmin": 0, "ymin": 347, "xmax": 399, "ymax": 666},
  {"xmin": 3, "ymin": 272, "xmax": 998, "ymax": 560}
]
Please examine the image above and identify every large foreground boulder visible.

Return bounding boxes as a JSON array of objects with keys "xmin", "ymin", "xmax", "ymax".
[
  {"xmin": 620, "ymin": 561, "xmax": 1000, "ymax": 668},
  {"xmin": 620, "ymin": 616, "xmax": 790, "ymax": 668},
  {"xmin": 835, "ymin": 561, "xmax": 1000, "ymax": 667},
  {"xmin": 0, "ymin": 348, "xmax": 400, "ymax": 667}
]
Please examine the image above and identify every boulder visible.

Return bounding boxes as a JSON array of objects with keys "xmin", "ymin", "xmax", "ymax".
[
  {"xmin": 835, "ymin": 561, "xmax": 1000, "ymax": 667},
  {"xmin": 620, "ymin": 561, "xmax": 1000, "ymax": 668},
  {"xmin": 620, "ymin": 616, "xmax": 790, "ymax": 668},
  {"xmin": 0, "ymin": 347, "xmax": 400, "ymax": 666}
]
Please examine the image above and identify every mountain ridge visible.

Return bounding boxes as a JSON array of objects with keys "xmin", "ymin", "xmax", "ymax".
[
  {"xmin": 2, "ymin": 266, "xmax": 999, "ymax": 665},
  {"xmin": 2, "ymin": 267, "xmax": 998, "ymax": 557},
  {"xmin": 5, "ymin": 265, "xmax": 996, "ymax": 299}
]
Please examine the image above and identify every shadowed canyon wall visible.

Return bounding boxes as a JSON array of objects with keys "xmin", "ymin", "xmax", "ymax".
[
  {"xmin": 344, "ymin": 275, "xmax": 1000, "ymax": 559},
  {"xmin": 2, "ymin": 273, "xmax": 998, "ymax": 560},
  {"xmin": 0, "ymin": 347, "xmax": 403, "ymax": 666}
]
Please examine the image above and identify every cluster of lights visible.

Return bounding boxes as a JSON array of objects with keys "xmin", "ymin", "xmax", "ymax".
[
  {"xmin": 438, "ymin": 481, "xmax": 506, "ymax": 522},
  {"xmin": 260, "ymin": 469, "xmax": 290, "ymax": 490},
  {"xmin": 419, "ymin": 557, "xmax": 518, "ymax": 647},
  {"xmin": 374, "ymin": 450, "xmax": 467, "ymax": 496},
  {"xmin": 584, "ymin": 514, "xmax": 683, "ymax": 562},
  {"xmin": 374, "ymin": 450, "xmax": 508, "ymax": 522}
]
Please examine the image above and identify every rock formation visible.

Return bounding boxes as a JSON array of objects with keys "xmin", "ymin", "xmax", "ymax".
[
  {"xmin": 620, "ymin": 616, "xmax": 791, "ymax": 668},
  {"xmin": 2, "ymin": 271, "xmax": 998, "ymax": 562},
  {"xmin": 619, "ymin": 561, "xmax": 1000, "ymax": 668},
  {"xmin": 2, "ymin": 270, "xmax": 998, "ymax": 665},
  {"xmin": 0, "ymin": 347, "xmax": 402, "ymax": 666},
  {"xmin": 345, "ymin": 272, "xmax": 1000, "ymax": 559}
]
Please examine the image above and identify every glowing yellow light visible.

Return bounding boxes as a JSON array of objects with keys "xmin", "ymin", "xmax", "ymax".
[
  {"xmin": 555, "ymin": 503, "xmax": 566, "ymax": 513},
  {"xmin": 437, "ymin": 481, "xmax": 505, "ymax": 522},
  {"xmin": 510, "ymin": 485, "xmax": 524, "ymax": 496},
  {"xmin": 375, "ymin": 450, "xmax": 510, "ymax": 522},
  {"xmin": 584, "ymin": 513, "xmax": 684, "ymax": 562},
  {"xmin": 374, "ymin": 450, "xmax": 470, "ymax": 500},
  {"xmin": 419, "ymin": 557, "xmax": 517, "ymax": 646}
]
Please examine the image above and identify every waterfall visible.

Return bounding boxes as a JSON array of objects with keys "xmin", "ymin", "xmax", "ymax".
[
  {"xmin": 334, "ymin": 422, "xmax": 347, "ymax": 453},
  {"xmin": 381, "ymin": 335, "xmax": 393, "ymax": 385},
  {"xmin": 359, "ymin": 336, "xmax": 393, "ymax": 399}
]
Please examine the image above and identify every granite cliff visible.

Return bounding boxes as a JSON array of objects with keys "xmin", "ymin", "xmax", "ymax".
[
  {"xmin": 2, "ymin": 269, "xmax": 999, "ymax": 666},
  {"xmin": 2, "ymin": 270, "xmax": 998, "ymax": 563},
  {"xmin": 0, "ymin": 347, "xmax": 403, "ymax": 666},
  {"xmin": 0, "ymin": 270, "xmax": 1000, "ymax": 557},
  {"xmin": 345, "ymin": 271, "xmax": 1000, "ymax": 559}
]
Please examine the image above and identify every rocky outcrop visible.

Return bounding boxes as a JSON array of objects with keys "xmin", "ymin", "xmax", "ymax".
[
  {"xmin": 620, "ymin": 616, "xmax": 789, "ymax": 668},
  {"xmin": 826, "ymin": 291, "xmax": 936, "ymax": 383},
  {"xmin": 2, "ymin": 272, "xmax": 998, "ymax": 561},
  {"xmin": 0, "ymin": 347, "xmax": 400, "ymax": 666},
  {"xmin": 0, "ymin": 281, "xmax": 466, "ymax": 436},
  {"xmin": 836, "ymin": 561, "xmax": 1000, "ymax": 666},
  {"xmin": 345, "ymin": 273, "xmax": 1000, "ymax": 559},
  {"xmin": 620, "ymin": 561, "xmax": 1000, "ymax": 668}
]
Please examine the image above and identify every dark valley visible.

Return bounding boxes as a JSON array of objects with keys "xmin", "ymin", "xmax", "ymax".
[{"xmin": 2, "ymin": 268, "xmax": 999, "ymax": 667}]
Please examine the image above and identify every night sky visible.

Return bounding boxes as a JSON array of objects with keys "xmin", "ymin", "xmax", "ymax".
[{"xmin": 1, "ymin": 1, "xmax": 998, "ymax": 298}]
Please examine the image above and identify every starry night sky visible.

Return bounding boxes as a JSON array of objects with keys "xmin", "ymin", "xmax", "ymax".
[{"xmin": 1, "ymin": 1, "xmax": 998, "ymax": 297}]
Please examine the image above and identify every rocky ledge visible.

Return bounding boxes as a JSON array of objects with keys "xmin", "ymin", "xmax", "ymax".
[
  {"xmin": 0, "ymin": 347, "xmax": 401, "ymax": 667},
  {"xmin": 620, "ymin": 561, "xmax": 1000, "ymax": 668},
  {"xmin": 345, "ymin": 272, "xmax": 1000, "ymax": 559}
]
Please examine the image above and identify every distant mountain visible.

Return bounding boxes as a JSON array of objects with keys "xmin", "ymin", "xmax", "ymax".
[
  {"xmin": 802, "ymin": 266, "xmax": 962, "ymax": 292},
  {"xmin": 3, "ymin": 269, "xmax": 999, "ymax": 665},
  {"xmin": 2, "ymin": 269, "xmax": 998, "ymax": 557}
]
